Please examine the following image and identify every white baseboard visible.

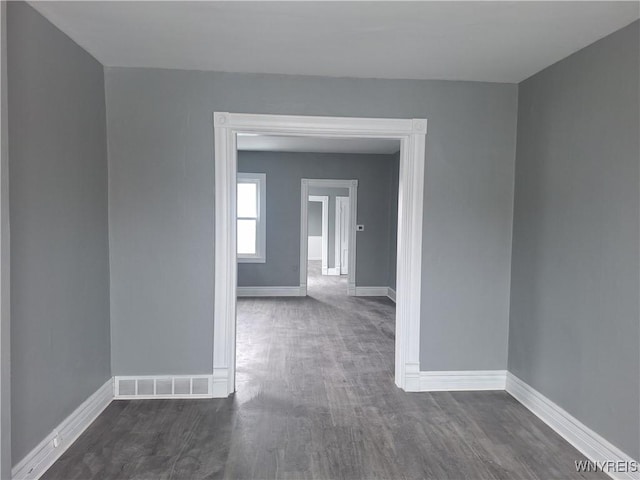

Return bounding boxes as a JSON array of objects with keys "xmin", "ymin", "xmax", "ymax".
[
  {"xmin": 387, "ymin": 287, "xmax": 396, "ymax": 303},
  {"xmin": 354, "ymin": 286, "xmax": 389, "ymax": 297},
  {"xmin": 402, "ymin": 362, "xmax": 422, "ymax": 392},
  {"xmin": 13, "ymin": 375, "xmax": 635, "ymax": 480},
  {"xmin": 114, "ymin": 375, "xmax": 214, "ymax": 399},
  {"xmin": 419, "ymin": 370, "xmax": 507, "ymax": 391},
  {"xmin": 237, "ymin": 286, "xmax": 304, "ymax": 297},
  {"xmin": 506, "ymin": 373, "xmax": 639, "ymax": 480},
  {"xmin": 212, "ymin": 367, "xmax": 232, "ymax": 398},
  {"xmin": 12, "ymin": 379, "xmax": 113, "ymax": 480}
]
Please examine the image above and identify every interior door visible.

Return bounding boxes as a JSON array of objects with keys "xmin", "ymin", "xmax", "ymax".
[{"xmin": 336, "ymin": 196, "xmax": 350, "ymax": 275}]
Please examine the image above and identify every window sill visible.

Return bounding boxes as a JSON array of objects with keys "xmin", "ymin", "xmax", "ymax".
[{"xmin": 238, "ymin": 256, "xmax": 266, "ymax": 264}]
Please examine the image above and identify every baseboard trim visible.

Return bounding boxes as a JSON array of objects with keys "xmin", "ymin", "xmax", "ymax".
[
  {"xmin": 506, "ymin": 373, "xmax": 639, "ymax": 480},
  {"xmin": 237, "ymin": 286, "xmax": 304, "ymax": 297},
  {"xmin": 419, "ymin": 370, "xmax": 507, "ymax": 391},
  {"xmin": 10, "ymin": 370, "xmax": 635, "ymax": 480},
  {"xmin": 387, "ymin": 287, "xmax": 396, "ymax": 303},
  {"xmin": 211, "ymin": 367, "xmax": 232, "ymax": 398},
  {"xmin": 12, "ymin": 379, "xmax": 113, "ymax": 480},
  {"xmin": 114, "ymin": 375, "xmax": 214, "ymax": 399},
  {"xmin": 354, "ymin": 286, "xmax": 389, "ymax": 297}
]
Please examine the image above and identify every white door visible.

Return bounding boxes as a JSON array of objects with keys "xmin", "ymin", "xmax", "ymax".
[{"xmin": 336, "ymin": 196, "xmax": 350, "ymax": 275}]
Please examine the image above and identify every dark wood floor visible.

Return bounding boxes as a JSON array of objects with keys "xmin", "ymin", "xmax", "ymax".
[{"xmin": 42, "ymin": 262, "xmax": 602, "ymax": 479}]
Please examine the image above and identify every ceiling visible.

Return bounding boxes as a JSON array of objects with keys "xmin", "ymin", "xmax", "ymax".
[
  {"xmin": 238, "ymin": 135, "xmax": 400, "ymax": 155},
  {"xmin": 30, "ymin": 1, "xmax": 639, "ymax": 84}
]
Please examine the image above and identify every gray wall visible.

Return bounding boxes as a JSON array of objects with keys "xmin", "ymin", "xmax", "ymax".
[
  {"xmin": 105, "ymin": 66, "xmax": 518, "ymax": 375},
  {"xmin": 238, "ymin": 152, "xmax": 394, "ymax": 287},
  {"xmin": 307, "ymin": 201, "xmax": 322, "ymax": 237},
  {"xmin": 7, "ymin": 2, "xmax": 111, "ymax": 464},
  {"xmin": 0, "ymin": 2, "xmax": 10, "ymax": 477},
  {"xmin": 509, "ymin": 21, "xmax": 640, "ymax": 459},
  {"xmin": 308, "ymin": 186, "xmax": 349, "ymax": 271}
]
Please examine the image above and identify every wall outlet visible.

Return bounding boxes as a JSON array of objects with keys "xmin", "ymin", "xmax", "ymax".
[{"xmin": 356, "ymin": 225, "xmax": 364, "ymax": 231}]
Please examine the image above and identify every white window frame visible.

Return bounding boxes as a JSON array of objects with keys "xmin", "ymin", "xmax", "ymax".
[{"xmin": 237, "ymin": 172, "xmax": 266, "ymax": 263}]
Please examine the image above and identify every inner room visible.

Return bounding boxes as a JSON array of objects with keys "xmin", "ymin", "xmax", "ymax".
[{"xmin": 235, "ymin": 135, "xmax": 400, "ymax": 404}]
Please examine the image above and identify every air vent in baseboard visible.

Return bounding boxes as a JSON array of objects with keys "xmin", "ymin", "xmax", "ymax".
[{"xmin": 114, "ymin": 375, "xmax": 213, "ymax": 399}]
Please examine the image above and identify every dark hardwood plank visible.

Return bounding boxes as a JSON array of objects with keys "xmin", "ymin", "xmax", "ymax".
[{"xmin": 42, "ymin": 262, "xmax": 603, "ymax": 480}]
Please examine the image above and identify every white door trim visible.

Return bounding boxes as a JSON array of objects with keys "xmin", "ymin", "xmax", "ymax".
[
  {"xmin": 302, "ymin": 181, "xmax": 356, "ymax": 294},
  {"xmin": 335, "ymin": 196, "xmax": 349, "ymax": 275},
  {"xmin": 307, "ymin": 195, "xmax": 329, "ymax": 273},
  {"xmin": 213, "ymin": 112, "xmax": 427, "ymax": 396}
]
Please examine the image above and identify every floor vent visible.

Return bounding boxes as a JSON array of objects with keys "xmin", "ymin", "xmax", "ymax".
[{"xmin": 114, "ymin": 375, "xmax": 213, "ymax": 399}]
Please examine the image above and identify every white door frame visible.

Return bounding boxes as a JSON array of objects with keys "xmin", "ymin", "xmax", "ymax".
[
  {"xmin": 307, "ymin": 195, "xmax": 329, "ymax": 272},
  {"xmin": 213, "ymin": 112, "xmax": 427, "ymax": 397},
  {"xmin": 335, "ymin": 196, "xmax": 349, "ymax": 275},
  {"xmin": 302, "ymin": 181, "xmax": 357, "ymax": 293}
]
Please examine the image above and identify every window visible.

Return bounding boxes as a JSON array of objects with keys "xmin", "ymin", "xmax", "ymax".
[{"xmin": 237, "ymin": 173, "xmax": 266, "ymax": 262}]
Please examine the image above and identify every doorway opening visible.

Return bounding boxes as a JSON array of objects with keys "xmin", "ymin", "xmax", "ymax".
[
  {"xmin": 214, "ymin": 113, "xmax": 427, "ymax": 397},
  {"xmin": 301, "ymin": 179, "xmax": 357, "ymax": 297},
  {"xmin": 307, "ymin": 195, "xmax": 328, "ymax": 273},
  {"xmin": 306, "ymin": 185, "xmax": 351, "ymax": 297}
]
